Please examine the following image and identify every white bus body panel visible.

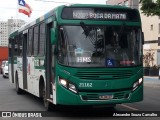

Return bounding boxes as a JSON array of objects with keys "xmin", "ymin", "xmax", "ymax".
[{"xmin": 16, "ymin": 57, "xmax": 46, "ymax": 97}]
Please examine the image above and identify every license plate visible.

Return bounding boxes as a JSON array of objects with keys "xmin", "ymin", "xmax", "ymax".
[{"xmin": 99, "ymin": 94, "xmax": 113, "ymax": 100}]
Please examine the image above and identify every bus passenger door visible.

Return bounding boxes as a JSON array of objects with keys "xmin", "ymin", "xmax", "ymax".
[
  {"xmin": 46, "ymin": 22, "xmax": 53, "ymax": 100},
  {"xmin": 22, "ymin": 33, "xmax": 28, "ymax": 90}
]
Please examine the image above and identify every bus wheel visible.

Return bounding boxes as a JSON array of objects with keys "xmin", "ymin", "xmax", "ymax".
[
  {"xmin": 106, "ymin": 104, "xmax": 116, "ymax": 110},
  {"xmin": 42, "ymin": 85, "xmax": 52, "ymax": 111},
  {"xmin": 15, "ymin": 73, "xmax": 23, "ymax": 94}
]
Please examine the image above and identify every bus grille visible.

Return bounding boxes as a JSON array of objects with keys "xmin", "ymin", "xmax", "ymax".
[
  {"xmin": 75, "ymin": 69, "xmax": 134, "ymax": 80},
  {"xmin": 114, "ymin": 92, "xmax": 129, "ymax": 99},
  {"xmin": 81, "ymin": 92, "xmax": 130, "ymax": 101}
]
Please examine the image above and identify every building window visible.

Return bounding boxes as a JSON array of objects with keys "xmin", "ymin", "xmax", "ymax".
[
  {"xmin": 159, "ymin": 23, "xmax": 160, "ymax": 34},
  {"xmin": 158, "ymin": 37, "xmax": 160, "ymax": 46},
  {"xmin": 151, "ymin": 24, "xmax": 153, "ymax": 31}
]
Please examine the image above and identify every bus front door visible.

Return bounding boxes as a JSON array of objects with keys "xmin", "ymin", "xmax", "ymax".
[{"xmin": 46, "ymin": 22, "xmax": 53, "ymax": 99}]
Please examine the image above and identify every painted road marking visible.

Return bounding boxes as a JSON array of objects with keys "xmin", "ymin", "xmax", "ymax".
[{"xmin": 120, "ymin": 104, "xmax": 139, "ymax": 111}]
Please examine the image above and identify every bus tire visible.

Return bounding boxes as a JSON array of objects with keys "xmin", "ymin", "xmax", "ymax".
[
  {"xmin": 15, "ymin": 73, "xmax": 23, "ymax": 94},
  {"xmin": 107, "ymin": 104, "xmax": 116, "ymax": 110},
  {"xmin": 43, "ymin": 85, "xmax": 52, "ymax": 111}
]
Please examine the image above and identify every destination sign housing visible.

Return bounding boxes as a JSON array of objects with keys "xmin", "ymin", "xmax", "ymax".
[{"xmin": 62, "ymin": 7, "xmax": 140, "ymax": 21}]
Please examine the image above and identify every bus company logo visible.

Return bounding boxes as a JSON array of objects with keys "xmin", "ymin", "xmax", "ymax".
[
  {"xmin": 77, "ymin": 57, "xmax": 91, "ymax": 63},
  {"xmin": 1, "ymin": 112, "xmax": 43, "ymax": 117},
  {"xmin": 2, "ymin": 112, "xmax": 11, "ymax": 117}
]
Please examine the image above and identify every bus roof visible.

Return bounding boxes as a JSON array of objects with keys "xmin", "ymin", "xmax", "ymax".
[
  {"xmin": 9, "ymin": 30, "xmax": 18, "ymax": 39},
  {"xmin": 9, "ymin": 4, "xmax": 139, "ymax": 36}
]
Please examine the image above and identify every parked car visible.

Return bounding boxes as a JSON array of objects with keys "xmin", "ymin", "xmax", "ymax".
[
  {"xmin": 2, "ymin": 61, "xmax": 8, "ymax": 78},
  {"xmin": 0, "ymin": 60, "xmax": 7, "ymax": 74}
]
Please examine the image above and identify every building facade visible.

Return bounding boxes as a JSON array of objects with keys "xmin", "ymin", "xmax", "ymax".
[
  {"xmin": 106, "ymin": 0, "xmax": 160, "ymax": 67},
  {"xmin": 7, "ymin": 19, "xmax": 26, "ymax": 36},
  {"xmin": 0, "ymin": 19, "xmax": 25, "ymax": 47},
  {"xmin": 140, "ymin": 10, "xmax": 160, "ymax": 67},
  {"xmin": 106, "ymin": 0, "xmax": 139, "ymax": 9},
  {"xmin": 0, "ymin": 21, "xmax": 8, "ymax": 46}
]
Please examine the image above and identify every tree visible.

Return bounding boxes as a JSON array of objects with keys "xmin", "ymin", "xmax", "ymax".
[{"xmin": 140, "ymin": 0, "xmax": 160, "ymax": 16}]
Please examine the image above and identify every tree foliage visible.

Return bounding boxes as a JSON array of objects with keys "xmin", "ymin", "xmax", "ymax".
[{"xmin": 140, "ymin": 0, "xmax": 160, "ymax": 16}]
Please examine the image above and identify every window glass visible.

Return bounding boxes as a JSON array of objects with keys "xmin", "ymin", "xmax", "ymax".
[
  {"xmin": 28, "ymin": 28, "xmax": 33, "ymax": 56},
  {"xmin": 18, "ymin": 33, "xmax": 23, "ymax": 56},
  {"xmin": 58, "ymin": 25, "xmax": 143, "ymax": 67},
  {"xmin": 39, "ymin": 23, "xmax": 46, "ymax": 56},
  {"xmin": 33, "ymin": 26, "xmax": 39, "ymax": 56}
]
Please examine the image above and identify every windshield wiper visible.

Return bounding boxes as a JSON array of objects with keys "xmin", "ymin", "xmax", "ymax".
[
  {"xmin": 80, "ymin": 21, "xmax": 90, "ymax": 37},
  {"xmin": 80, "ymin": 21, "xmax": 97, "ymax": 45},
  {"xmin": 80, "ymin": 22, "xmax": 104, "ymax": 54}
]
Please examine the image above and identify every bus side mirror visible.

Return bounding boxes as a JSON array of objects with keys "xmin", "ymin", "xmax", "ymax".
[{"xmin": 51, "ymin": 28, "xmax": 57, "ymax": 45}]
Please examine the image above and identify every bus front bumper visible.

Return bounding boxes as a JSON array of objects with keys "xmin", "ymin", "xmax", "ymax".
[{"xmin": 56, "ymin": 84, "xmax": 143, "ymax": 105}]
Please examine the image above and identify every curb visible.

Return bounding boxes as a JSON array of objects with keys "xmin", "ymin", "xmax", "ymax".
[
  {"xmin": 144, "ymin": 76, "xmax": 160, "ymax": 88},
  {"xmin": 144, "ymin": 83, "xmax": 160, "ymax": 88},
  {"xmin": 143, "ymin": 76, "xmax": 159, "ymax": 79}
]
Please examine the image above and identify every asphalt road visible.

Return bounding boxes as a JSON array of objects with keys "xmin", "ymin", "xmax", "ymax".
[{"xmin": 0, "ymin": 75, "xmax": 160, "ymax": 119}]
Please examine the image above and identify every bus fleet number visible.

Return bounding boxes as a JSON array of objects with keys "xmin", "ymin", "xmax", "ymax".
[{"xmin": 79, "ymin": 83, "xmax": 92, "ymax": 88}]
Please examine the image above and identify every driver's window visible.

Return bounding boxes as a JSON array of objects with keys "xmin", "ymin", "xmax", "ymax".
[{"xmin": 58, "ymin": 27, "xmax": 67, "ymax": 64}]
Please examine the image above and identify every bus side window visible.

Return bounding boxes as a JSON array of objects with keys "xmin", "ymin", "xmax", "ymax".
[
  {"xmin": 33, "ymin": 25, "xmax": 39, "ymax": 56},
  {"xmin": 28, "ymin": 28, "xmax": 33, "ymax": 56},
  {"xmin": 39, "ymin": 22, "xmax": 45, "ymax": 56},
  {"xmin": 58, "ymin": 28, "xmax": 66, "ymax": 64},
  {"xmin": 18, "ymin": 33, "xmax": 23, "ymax": 56}
]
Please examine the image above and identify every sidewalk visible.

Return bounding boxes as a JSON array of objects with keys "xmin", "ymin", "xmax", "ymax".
[{"xmin": 143, "ymin": 76, "xmax": 160, "ymax": 88}]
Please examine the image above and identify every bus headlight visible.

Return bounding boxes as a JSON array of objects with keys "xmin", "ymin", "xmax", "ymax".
[
  {"xmin": 59, "ymin": 78, "xmax": 67, "ymax": 88},
  {"xmin": 132, "ymin": 78, "xmax": 143, "ymax": 91},
  {"xmin": 69, "ymin": 83, "xmax": 77, "ymax": 93},
  {"xmin": 138, "ymin": 78, "xmax": 143, "ymax": 84},
  {"xmin": 59, "ymin": 77, "xmax": 77, "ymax": 94}
]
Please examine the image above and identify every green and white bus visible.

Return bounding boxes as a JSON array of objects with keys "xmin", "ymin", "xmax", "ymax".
[{"xmin": 8, "ymin": 4, "xmax": 144, "ymax": 110}]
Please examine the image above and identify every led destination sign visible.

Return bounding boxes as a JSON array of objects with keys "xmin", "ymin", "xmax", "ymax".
[
  {"xmin": 62, "ymin": 7, "xmax": 139, "ymax": 21},
  {"xmin": 73, "ymin": 10, "xmax": 127, "ymax": 20}
]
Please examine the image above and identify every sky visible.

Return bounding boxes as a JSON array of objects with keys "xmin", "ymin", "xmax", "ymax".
[{"xmin": 0, "ymin": 0, "xmax": 106, "ymax": 23}]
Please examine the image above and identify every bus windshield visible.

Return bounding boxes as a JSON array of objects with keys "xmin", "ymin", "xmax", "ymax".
[{"xmin": 58, "ymin": 25, "xmax": 142, "ymax": 67}]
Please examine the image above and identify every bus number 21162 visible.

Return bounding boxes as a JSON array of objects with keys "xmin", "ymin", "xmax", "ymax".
[{"xmin": 79, "ymin": 83, "xmax": 92, "ymax": 88}]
